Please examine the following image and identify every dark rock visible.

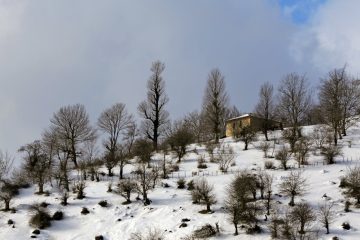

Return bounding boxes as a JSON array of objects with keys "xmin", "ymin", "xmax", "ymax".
[
  {"xmin": 7, "ymin": 219, "xmax": 14, "ymax": 225},
  {"xmin": 30, "ymin": 236, "xmax": 37, "ymax": 238},
  {"xmin": 95, "ymin": 235, "xmax": 104, "ymax": 240},
  {"xmin": 181, "ymin": 218, "xmax": 190, "ymax": 222},
  {"xmin": 179, "ymin": 223, "xmax": 188, "ymax": 228},
  {"xmin": 117, "ymin": 219, "xmax": 121, "ymax": 222},
  {"xmin": 32, "ymin": 229, "xmax": 40, "ymax": 235}
]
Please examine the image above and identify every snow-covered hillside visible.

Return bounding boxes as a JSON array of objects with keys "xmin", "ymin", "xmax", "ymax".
[{"xmin": 2, "ymin": 122, "xmax": 360, "ymax": 240}]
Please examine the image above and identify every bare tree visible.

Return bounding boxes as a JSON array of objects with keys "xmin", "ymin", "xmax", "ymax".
[
  {"xmin": 184, "ymin": 110, "xmax": 211, "ymax": 143},
  {"xmin": 78, "ymin": 138, "xmax": 99, "ymax": 180},
  {"xmin": 132, "ymin": 139, "xmax": 155, "ymax": 205},
  {"xmin": 319, "ymin": 67, "xmax": 347, "ymax": 145},
  {"xmin": 294, "ymin": 137, "xmax": 311, "ymax": 167},
  {"xmin": 202, "ymin": 68, "xmax": 229, "ymax": 143},
  {"xmin": 50, "ymin": 104, "xmax": 96, "ymax": 168},
  {"xmin": 167, "ymin": 121, "xmax": 194, "ymax": 162},
  {"xmin": 191, "ymin": 178, "xmax": 217, "ymax": 212},
  {"xmin": 279, "ymin": 171, "xmax": 307, "ymax": 206},
  {"xmin": 290, "ymin": 202, "xmax": 316, "ymax": 237},
  {"xmin": 216, "ymin": 144, "xmax": 235, "ymax": 172},
  {"xmin": 275, "ymin": 145, "xmax": 291, "ymax": 170},
  {"xmin": 343, "ymin": 166, "xmax": 360, "ymax": 204},
  {"xmin": 116, "ymin": 122, "xmax": 138, "ymax": 179},
  {"xmin": 116, "ymin": 179, "xmax": 137, "ymax": 204},
  {"xmin": 0, "ymin": 180, "xmax": 17, "ymax": 211},
  {"xmin": 138, "ymin": 60, "xmax": 169, "ymax": 151},
  {"xmin": 263, "ymin": 173, "xmax": 274, "ymax": 215},
  {"xmin": 19, "ymin": 140, "xmax": 51, "ymax": 194},
  {"xmin": 98, "ymin": 102, "xmax": 133, "ymax": 176},
  {"xmin": 310, "ymin": 125, "xmax": 332, "ymax": 154},
  {"xmin": 238, "ymin": 126, "xmax": 256, "ymax": 150},
  {"xmin": 255, "ymin": 82, "xmax": 275, "ymax": 141},
  {"xmin": 0, "ymin": 151, "xmax": 13, "ymax": 181},
  {"xmin": 277, "ymin": 73, "xmax": 312, "ymax": 146},
  {"xmin": 224, "ymin": 171, "xmax": 258, "ymax": 235},
  {"xmin": 318, "ymin": 201, "xmax": 335, "ymax": 234}
]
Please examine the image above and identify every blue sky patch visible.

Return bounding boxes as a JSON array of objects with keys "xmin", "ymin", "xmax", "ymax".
[{"xmin": 279, "ymin": 0, "xmax": 327, "ymax": 24}]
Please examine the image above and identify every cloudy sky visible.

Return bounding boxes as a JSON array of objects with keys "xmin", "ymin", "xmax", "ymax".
[{"xmin": 0, "ymin": 0, "xmax": 359, "ymax": 156}]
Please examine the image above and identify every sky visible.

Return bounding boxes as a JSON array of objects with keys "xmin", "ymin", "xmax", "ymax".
[{"xmin": 0, "ymin": 0, "xmax": 360, "ymax": 157}]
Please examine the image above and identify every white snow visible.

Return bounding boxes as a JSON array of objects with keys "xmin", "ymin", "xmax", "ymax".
[{"xmin": 2, "ymin": 122, "xmax": 360, "ymax": 239}]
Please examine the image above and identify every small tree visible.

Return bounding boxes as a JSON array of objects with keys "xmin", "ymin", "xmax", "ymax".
[
  {"xmin": 318, "ymin": 201, "xmax": 335, "ymax": 234},
  {"xmin": 132, "ymin": 139, "xmax": 153, "ymax": 168},
  {"xmin": 191, "ymin": 178, "xmax": 217, "ymax": 213},
  {"xmin": 224, "ymin": 171, "xmax": 258, "ymax": 235},
  {"xmin": 238, "ymin": 126, "xmax": 256, "ymax": 150},
  {"xmin": 258, "ymin": 141, "xmax": 271, "ymax": 158},
  {"xmin": 290, "ymin": 202, "xmax": 316, "ymax": 236},
  {"xmin": 279, "ymin": 171, "xmax": 307, "ymax": 206},
  {"xmin": 74, "ymin": 180, "xmax": 86, "ymax": 199},
  {"xmin": 343, "ymin": 166, "xmax": 360, "ymax": 204},
  {"xmin": 116, "ymin": 179, "xmax": 137, "ymax": 204},
  {"xmin": 294, "ymin": 137, "xmax": 311, "ymax": 167},
  {"xmin": 0, "ymin": 180, "xmax": 17, "ymax": 211},
  {"xmin": 216, "ymin": 144, "xmax": 235, "ymax": 172},
  {"xmin": 275, "ymin": 145, "xmax": 291, "ymax": 170},
  {"xmin": 19, "ymin": 140, "xmax": 51, "ymax": 194},
  {"xmin": 167, "ymin": 121, "xmax": 194, "ymax": 162},
  {"xmin": 321, "ymin": 144, "xmax": 341, "ymax": 164}
]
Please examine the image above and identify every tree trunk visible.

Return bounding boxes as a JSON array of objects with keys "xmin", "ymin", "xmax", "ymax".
[
  {"xmin": 4, "ymin": 200, "xmax": 10, "ymax": 211},
  {"xmin": 206, "ymin": 203, "xmax": 211, "ymax": 212},
  {"xmin": 119, "ymin": 163, "xmax": 124, "ymax": 179},
  {"xmin": 289, "ymin": 195, "xmax": 295, "ymax": 206},
  {"xmin": 325, "ymin": 221, "xmax": 329, "ymax": 234},
  {"xmin": 38, "ymin": 183, "xmax": 44, "ymax": 194},
  {"xmin": 234, "ymin": 222, "xmax": 238, "ymax": 235}
]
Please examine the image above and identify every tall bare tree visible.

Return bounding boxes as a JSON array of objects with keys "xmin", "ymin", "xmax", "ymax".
[
  {"xmin": 319, "ymin": 67, "xmax": 347, "ymax": 145},
  {"xmin": 255, "ymin": 82, "xmax": 275, "ymax": 141},
  {"xmin": 277, "ymin": 73, "xmax": 312, "ymax": 146},
  {"xmin": 138, "ymin": 60, "xmax": 169, "ymax": 151},
  {"xmin": 50, "ymin": 104, "xmax": 96, "ymax": 168},
  {"xmin": 202, "ymin": 68, "xmax": 229, "ymax": 143},
  {"xmin": 98, "ymin": 103, "xmax": 133, "ymax": 176}
]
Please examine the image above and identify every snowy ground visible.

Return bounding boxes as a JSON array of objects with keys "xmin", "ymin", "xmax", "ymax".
[{"xmin": 1, "ymin": 123, "xmax": 360, "ymax": 239}]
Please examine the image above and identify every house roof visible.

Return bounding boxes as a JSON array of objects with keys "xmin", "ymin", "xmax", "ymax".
[{"xmin": 226, "ymin": 113, "xmax": 281, "ymax": 123}]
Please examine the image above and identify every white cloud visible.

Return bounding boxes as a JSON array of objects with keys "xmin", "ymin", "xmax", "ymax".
[{"xmin": 290, "ymin": 0, "xmax": 360, "ymax": 76}]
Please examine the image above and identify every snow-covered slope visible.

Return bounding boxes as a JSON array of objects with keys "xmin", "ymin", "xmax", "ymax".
[{"xmin": 2, "ymin": 122, "xmax": 360, "ymax": 240}]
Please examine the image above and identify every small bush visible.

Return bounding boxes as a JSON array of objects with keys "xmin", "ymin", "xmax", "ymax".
[
  {"xmin": 264, "ymin": 161, "xmax": 274, "ymax": 169},
  {"xmin": 95, "ymin": 235, "xmax": 104, "ymax": 240},
  {"xmin": 197, "ymin": 157, "xmax": 208, "ymax": 169},
  {"xmin": 29, "ymin": 206, "xmax": 52, "ymax": 229},
  {"xmin": 187, "ymin": 180, "xmax": 194, "ymax": 191},
  {"xmin": 130, "ymin": 227, "xmax": 165, "ymax": 240},
  {"xmin": 162, "ymin": 182, "xmax": 170, "ymax": 188},
  {"xmin": 177, "ymin": 178, "xmax": 186, "ymax": 189},
  {"xmin": 7, "ymin": 219, "xmax": 14, "ymax": 225},
  {"xmin": 81, "ymin": 207, "xmax": 90, "ymax": 215},
  {"xmin": 52, "ymin": 211, "xmax": 64, "ymax": 220},
  {"xmin": 98, "ymin": 200, "xmax": 108, "ymax": 207},
  {"xmin": 192, "ymin": 224, "xmax": 216, "ymax": 238},
  {"xmin": 342, "ymin": 222, "xmax": 351, "ymax": 230}
]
